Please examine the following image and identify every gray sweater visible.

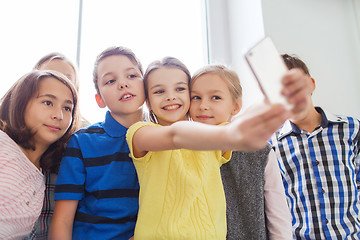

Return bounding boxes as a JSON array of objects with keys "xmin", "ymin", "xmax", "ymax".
[{"xmin": 221, "ymin": 145, "xmax": 271, "ymax": 240}]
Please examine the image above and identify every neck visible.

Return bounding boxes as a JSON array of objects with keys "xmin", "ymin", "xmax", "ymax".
[
  {"xmin": 20, "ymin": 144, "xmax": 48, "ymax": 170},
  {"xmin": 110, "ymin": 107, "xmax": 144, "ymax": 128},
  {"xmin": 292, "ymin": 107, "xmax": 322, "ymax": 133}
]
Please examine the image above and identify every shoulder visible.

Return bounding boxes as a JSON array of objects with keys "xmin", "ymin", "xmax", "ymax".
[
  {"xmin": 0, "ymin": 130, "xmax": 20, "ymax": 153},
  {"xmin": 231, "ymin": 144, "xmax": 271, "ymax": 160},
  {"xmin": 127, "ymin": 122, "xmax": 158, "ymax": 138},
  {"xmin": 74, "ymin": 121, "xmax": 105, "ymax": 135}
]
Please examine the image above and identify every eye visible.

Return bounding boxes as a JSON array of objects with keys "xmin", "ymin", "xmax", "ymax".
[
  {"xmin": 128, "ymin": 74, "xmax": 138, "ymax": 79},
  {"xmin": 43, "ymin": 100, "xmax": 53, "ymax": 106},
  {"xmin": 212, "ymin": 96, "xmax": 221, "ymax": 100},
  {"xmin": 64, "ymin": 106, "xmax": 73, "ymax": 112},
  {"xmin": 105, "ymin": 79, "xmax": 115, "ymax": 85},
  {"xmin": 154, "ymin": 89, "xmax": 164, "ymax": 94},
  {"xmin": 176, "ymin": 87, "xmax": 186, "ymax": 92},
  {"xmin": 191, "ymin": 96, "xmax": 201, "ymax": 100}
]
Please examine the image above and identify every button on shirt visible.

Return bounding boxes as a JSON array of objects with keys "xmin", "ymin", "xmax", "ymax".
[{"xmin": 270, "ymin": 107, "xmax": 360, "ymax": 239}]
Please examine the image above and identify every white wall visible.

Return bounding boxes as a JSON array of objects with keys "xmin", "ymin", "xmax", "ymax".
[
  {"xmin": 205, "ymin": 0, "xmax": 266, "ymax": 112},
  {"xmin": 206, "ymin": 0, "xmax": 360, "ymax": 119},
  {"xmin": 262, "ymin": 0, "xmax": 360, "ymax": 119}
]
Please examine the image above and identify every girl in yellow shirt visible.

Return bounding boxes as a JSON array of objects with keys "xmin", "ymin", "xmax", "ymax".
[{"xmin": 125, "ymin": 56, "xmax": 299, "ymax": 239}]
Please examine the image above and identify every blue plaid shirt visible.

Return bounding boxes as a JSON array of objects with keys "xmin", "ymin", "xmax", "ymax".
[{"xmin": 271, "ymin": 107, "xmax": 360, "ymax": 239}]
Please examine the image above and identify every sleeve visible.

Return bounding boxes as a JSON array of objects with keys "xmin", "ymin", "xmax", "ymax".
[
  {"xmin": 219, "ymin": 151, "xmax": 232, "ymax": 166},
  {"xmin": 54, "ymin": 134, "xmax": 86, "ymax": 201},
  {"xmin": 218, "ymin": 122, "xmax": 232, "ymax": 166},
  {"xmin": 264, "ymin": 149, "xmax": 293, "ymax": 240},
  {"xmin": 126, "ymin": 121, "xmax": 157, "ymax": 162}
]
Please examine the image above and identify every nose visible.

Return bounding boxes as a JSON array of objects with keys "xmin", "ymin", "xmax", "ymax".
[
  {"xmin": 118, "ymin": 79, "xmax": 129, "ymax": 89},
  {"xmin": 166, "ymin": 91, "xmax": 176, "ymax": 101},
  {"xmin": 166, "ymin": 96, "xmax": 176, "ymax": 101},
  {"xmin": 199, "ymin": 100, "xmax": 209, "ymax": 110},
  {"xmin": 52, "ymin": 108, "xmax": 64, "ymax": 120}
]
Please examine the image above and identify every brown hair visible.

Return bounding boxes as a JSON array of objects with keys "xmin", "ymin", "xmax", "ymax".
[
  {"xmin": 191, "ymin": 64, "xmax": 242, "ymax": 101},
  {"xmin": 93, "ymin": 46, "xmax": 143, "ymax": 95},
  {"xmin": 143, "ymin": 57, "xmax": 191, "ymax": 123},
  {"xmin": 0, "ymin": 70, "xmax": 80, "ymax": 173},
  {"xmin": 34, "ymin": 52, "xmax": 79, "ymax": 91},
  {"xmin": 281, "ymin": 54, "xmax": 311, "ymax": 76}
]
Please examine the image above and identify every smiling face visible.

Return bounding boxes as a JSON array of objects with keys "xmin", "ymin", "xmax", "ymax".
[
  {"xmin": 190, "ymin": 73, "xmax": 241, "ymax": 125},
  {"xmin": 146, "ymin": 67, "xmax": 190, "ymax": 126},
  {"xmin": 24, "ymin": 77, "xmax": 74, "ymax": 150},
  {"xmin": 95, "ymin": 55, "xmax": 145, "ymax": 119}
]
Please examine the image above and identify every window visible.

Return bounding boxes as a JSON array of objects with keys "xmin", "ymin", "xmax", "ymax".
[{"xmin": 0, "ymin": 0, "xmax": 205, "ymax": 123}]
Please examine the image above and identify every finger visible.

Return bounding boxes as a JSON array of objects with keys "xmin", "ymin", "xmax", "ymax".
[{"xmin": 281, "ymin": 72, "xmax": 308, "ymax": 97}]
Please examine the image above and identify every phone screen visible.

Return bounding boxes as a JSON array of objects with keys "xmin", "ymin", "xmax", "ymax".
[{"xmin": 245, "ymin": 37, "xmax": 290, "ymax": 107}]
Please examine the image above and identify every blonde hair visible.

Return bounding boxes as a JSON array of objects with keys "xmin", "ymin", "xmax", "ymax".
[{"xmin": 191, "ymin": 64, "xmax": 242, "ymax": 101}]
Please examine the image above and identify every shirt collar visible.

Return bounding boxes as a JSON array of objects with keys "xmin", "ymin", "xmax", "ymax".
[
  {"xmin": 277, "ymin": 107, "xmax": 348, "ymax": 140},
  {"xmin": 103, "ymin": 111, "xmax": 128, "ymax": 137}
]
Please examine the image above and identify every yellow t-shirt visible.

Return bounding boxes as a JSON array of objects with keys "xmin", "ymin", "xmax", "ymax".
[{"xmin": 126, "ymin": 121, "xmax": 231, "ymax": 240}]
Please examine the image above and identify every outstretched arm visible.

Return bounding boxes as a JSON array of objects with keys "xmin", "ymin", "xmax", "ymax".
[{"xmin": 131, "ymin": 104, "xmax": 289, "ymax": 157}]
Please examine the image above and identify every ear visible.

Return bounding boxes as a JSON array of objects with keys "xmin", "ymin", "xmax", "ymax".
[
  {"xmin": 310, "ymin": 77, "xmax": 316, "ymax": 94},
  {"xmin": 231, "ymin": 98, "xmax": 242, "ymax": 116},
  {"xmin": 95, "ymin": 94, "xmax": 106, "ymax": 108}
]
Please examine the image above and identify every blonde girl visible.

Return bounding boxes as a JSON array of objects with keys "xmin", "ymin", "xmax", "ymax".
[
  {"xmin": 0, "ymin": 70, "xmax": 79, "ymax": 239},
  {"xmin": 189, "ymin": 64, "xmax": 292, "ymax": 240},
  {"xmin": 126, "ymin": 57, "xmax": 290, "ymax": 239}
]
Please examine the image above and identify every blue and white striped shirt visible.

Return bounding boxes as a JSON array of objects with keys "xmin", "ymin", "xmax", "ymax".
[{"xmin": 271, "ymin": 107, "xmax": 360, "ymax": 239}]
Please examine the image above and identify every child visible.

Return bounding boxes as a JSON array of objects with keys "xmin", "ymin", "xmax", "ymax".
[
  {"xmin": 26, "ymin": 52, "xmax": 88, "ymax": 240},
  {"xmin": 34, "ymin": 52, "xmax": 79, "ymax": 90},
  {"xmin": 125, "ymin": 57, "xmax": 292, "ymax": 239},
  {"xmin": 0, "ymin": 70, "xmax": 79, "ymax": 239},
  {"xmin": 50, "ymin": 46, "xmax": 145, "ymax": 240},
  {"xmin": 271, "ymin": 54, "xmax": 360, "ymax": 239},
  {"xmin": 34, "ymin": 52, "xmax": 90, "ymax": 127},
  {"xmin": 189, "ymin": 64, "xmax": 292, "ymax": 240}
]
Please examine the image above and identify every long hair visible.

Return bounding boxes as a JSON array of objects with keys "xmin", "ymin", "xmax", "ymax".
[{"xmin": 0, "ymin": 70, "xmax": 80, "ymax": 173}]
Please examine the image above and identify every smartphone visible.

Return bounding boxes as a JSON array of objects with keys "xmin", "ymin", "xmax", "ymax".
[{"xmin": 245, "ymin": 37, "xmax": 290, "ymax": 107}]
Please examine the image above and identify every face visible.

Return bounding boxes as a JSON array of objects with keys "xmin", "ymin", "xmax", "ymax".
[
  {"xmin": 190, "ymin": 73, "xmax": 241, "ymax": 125},
  {"xmin": 24, "ymin": 77, "xmax": 74, "ymax": 149},
  {"xmin": 147, "ymin": 67, "xmax": 190, "ymax": 126},
  {"xmin": 95, "ymin": 55, "xmax": 145, "ymax": 118},
  {"xmin": 38, "ymin": 59, "xmax": 76, "ymax": 84}
]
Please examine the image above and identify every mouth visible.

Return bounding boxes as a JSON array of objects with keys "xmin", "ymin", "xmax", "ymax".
[
  {"xmin": 46, "ymin": 125, "xmax": 61, "ymax": 132},
  {"xmin": 162, "ymin": 104, "xmax": 181, "ymax": 111},
  {"xmin": 119, "ymin": 93, "xmax": 135, "ymax": 101},
  {"xmin": 196, "ymin": 115, "xmax": 213, "ymax": 120}
]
